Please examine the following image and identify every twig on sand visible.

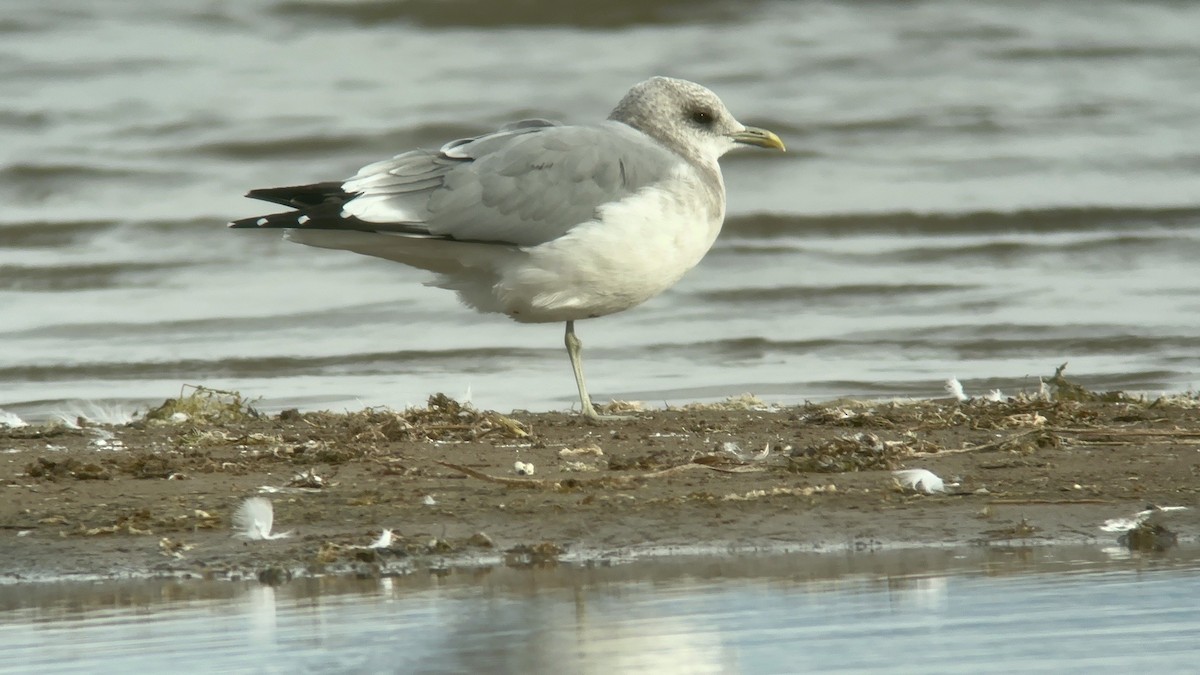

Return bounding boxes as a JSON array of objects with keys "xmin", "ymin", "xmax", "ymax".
[
  {"xmin": 1058, "ymin": 428, "xmax": 1200, "ymax": 439},
  {"xmin": 436, "ymin": 460, "xmax": 761, "ymax": 487},
  {"xmin": 911, "ymin": 428, "xmax": 1045, "ymax": 457},
  {"xmin": 437, "ymin": 462, "xmax": 548, "ymax": 487},
  {"xmin": 988, "ymin": 498, "xmax": 1113, "ymax": 505},
  {"xmin": 914, "ymin": 424, "xmax": 1200, "ymax": 460}
]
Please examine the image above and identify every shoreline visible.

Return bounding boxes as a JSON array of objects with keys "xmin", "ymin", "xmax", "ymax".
[{"xmin": 3, "ymin": 385, "xmax": 1198, "ymax": 584}]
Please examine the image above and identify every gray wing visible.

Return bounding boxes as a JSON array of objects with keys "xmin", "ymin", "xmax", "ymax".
[{"xmin": 339, "ymin": 120, "xmax": 683, "ymax": 247}]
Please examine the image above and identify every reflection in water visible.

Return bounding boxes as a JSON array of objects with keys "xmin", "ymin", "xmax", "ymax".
[
  {"xmin": 2, "ymin": 546, "xmax": 1199, "ymax": 673},
  {"xmin": 245, "ymin": 585, "xmax": 277, "ymax": 653}
]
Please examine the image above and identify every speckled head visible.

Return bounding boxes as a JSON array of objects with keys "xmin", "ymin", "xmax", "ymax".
[{"xmin": 608, "ymin": 76, "xmax": 784, "ymax": 163}]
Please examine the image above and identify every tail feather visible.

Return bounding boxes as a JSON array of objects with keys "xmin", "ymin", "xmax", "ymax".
[
  {"xmin": 245, "ymin": 181, "xmax": 349, "ymax": 209},
  {"xmin": 229, "ymin": 181, "xmax": 445, "ymax": 238}
]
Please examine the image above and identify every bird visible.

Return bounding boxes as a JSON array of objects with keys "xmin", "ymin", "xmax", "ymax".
[{"xmin": 229, "ymin": 76, "xmax": 785, "ymax": 421}]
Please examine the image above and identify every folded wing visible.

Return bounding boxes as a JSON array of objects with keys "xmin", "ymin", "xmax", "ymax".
[{"xmin": 229, "ymin": 120, "xmax": 682, "ymax": 248}]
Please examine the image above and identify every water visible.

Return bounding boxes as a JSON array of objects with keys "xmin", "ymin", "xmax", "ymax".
[
  {"xmin": 3, "ymin": 0, "xmax": 1199, "ymax": 418},
  {"xmin": 2, "ymin": 547, "xmax": 1198, "ymax": 674}
]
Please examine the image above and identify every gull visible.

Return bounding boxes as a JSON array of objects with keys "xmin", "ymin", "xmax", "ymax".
[{"xmin": 229, "ymin": 77, "xmax": 785, "ymax": 421}]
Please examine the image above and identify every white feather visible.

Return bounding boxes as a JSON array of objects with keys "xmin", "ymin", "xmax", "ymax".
[
  {"xmin": 893, "ymin": 468, "xmax": 946, "ymax": 494},
  {"xmin": 1099, "ymin": 517, "xmax": 1141, "ymax": 533},
  {"xmin": 1101, "ymin": 505, "xmax": 1188, "ymax": 532},
  {"xmin": 232, "ymin": 497, "xmax": 292, "ymax": 540},
  {"xmin": 0, "ymin": 409, "xmax": 28, "ymax": 428},
  {"xmin": 368, "ymin": 529, "xmax": 394, "ymax": 549},
  {"xmin": 944, "ymin": 378, "xmax": 968, "ymax": 402},
  {"xmin": 52, "ymin": 400, "xmax": 140, "ymax": 427}
]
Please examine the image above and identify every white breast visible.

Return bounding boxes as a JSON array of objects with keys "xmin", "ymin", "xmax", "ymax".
[{"xmin": 495, "ymin": 164, "xmax": 725, "ymax": 323}]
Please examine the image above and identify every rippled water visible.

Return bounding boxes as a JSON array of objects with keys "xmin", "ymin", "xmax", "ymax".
[
  {"xmin": 3, "ymin": 0, "xmax": 1199, "ymax": 417},
  {"xmin": 2, "ymin": 547, "xmax": 1199, "ymax": 674}
]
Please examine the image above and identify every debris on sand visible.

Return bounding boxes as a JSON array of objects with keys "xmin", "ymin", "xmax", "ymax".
[
  {"xmin": 558, "ymin": 444, "xmax": 604, "ymax": 458},
  {"xmin": 301, "ymin": 393, "xmax": 528, "ymax": 444},
  {"xmin": 671, "ymin": 393, "xmax": 776, "ymax": 412},
  {"xmin": 144, "ymin": 385, "xmax": 260, "ymax": 425},
  {"xmin": 159, "ymin": 537, "xmax": 194, "ymax": 559},
  {"xmin": 788, "ymin": 432, "xmax": 915, "ymax": 473},
  {"xmin": 721, "ymin": 485, "xmax": 836, "ymax": 501},
  {"xmin": 6, "ymin": 366, "xmax": 1200, "ymax": 578},
  {"xmin": 1120, "ymin": 522, "xmax": 1178, "ymax": 552},
  {"xmin": 286, "ymin": 468, "xmax": 328, "ymax": 489}
]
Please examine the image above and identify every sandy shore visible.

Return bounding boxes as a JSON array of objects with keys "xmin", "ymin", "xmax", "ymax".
[{"xmin": 3, "ymin": 379, "xmax": 1198, "ymax": 583}]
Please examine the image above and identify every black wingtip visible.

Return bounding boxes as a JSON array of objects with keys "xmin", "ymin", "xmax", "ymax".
[
  {"xmin": 244, "ymin": 182, "xmax": 349, "ymax": 209},
  {"xmin": 227, "ymin": 216, "xmax": 271, "ymax": 229}
]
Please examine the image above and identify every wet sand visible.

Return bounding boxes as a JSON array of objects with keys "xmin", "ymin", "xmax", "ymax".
[{"xmin": 3, "ymin": 380, "xmax": 1198, "ymax": 583}]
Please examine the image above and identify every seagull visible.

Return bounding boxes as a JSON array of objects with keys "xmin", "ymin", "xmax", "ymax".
[{"xmin": 229, "ymin": 77, "xmax": 785, "ymax": 421}]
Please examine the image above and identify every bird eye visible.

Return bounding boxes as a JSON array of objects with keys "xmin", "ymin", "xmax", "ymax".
[{"xmin": 691, "ymin": 110, "xmax": 713, "ymax": 125}]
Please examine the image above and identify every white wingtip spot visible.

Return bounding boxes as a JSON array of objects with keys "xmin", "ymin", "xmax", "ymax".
[
  {"xmin": 297, "ymin": 215, "xmax": 310, "ymax": 225},
  {"xmin": 256, "ymin": 217, "xmax": 269, "ymax": 227}
]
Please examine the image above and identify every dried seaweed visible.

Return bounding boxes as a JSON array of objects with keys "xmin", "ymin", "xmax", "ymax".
[
  {"xmin": 301, "ymin": 393, "xmax": 528, "ymax": 444},
  {"xmin": 144, "ymin": 385, "xmax": 260, "ymax": 425}
]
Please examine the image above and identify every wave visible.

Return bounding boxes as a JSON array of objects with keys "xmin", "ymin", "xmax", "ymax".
[
  {"xmin": 185, "ymin": 121, "xmax": 483, "ymax": 161},
  {"xmin": 270, "ymin": 0, "xmax": 751, "ymax": 28},
  {"xmin": 0, "ymin": 110, "xmax": 51, "ymax": 130},
  {"xmin": 0, "ymin": 164, "xmax": 174, "ymax": 203},
  {"xmin": 692, "ymin": 283, "xmax": 971, "ymax": 305},
  {"xmin": 2, "ymin": 299, "xmax": 450, "ymax": 339},
  {"xmin": 0, "ymin": 262, "xmax": 182, "ymax": 292},
  {"xmin": 858, "ymin": 234, "xmax": 1200, "ymax": 265},
  {"xmin": 0, "ymin": 347, "xmax": 546, "ymax": 382},
  {"xmin": 724, "ymin": 206, "xmax": 1200, "ymax": 238},
  {"xmin": 993, "ymin": 45, "xmax": 1195, "ymax": 61},
  {"xmin": 638, "ymin": 332, "xmax": 1200, "ymax": 363},
  {"xmin": 0, "ymin": 219, "xmax": 118, "ymax": 248},
  {"xmin": 0, "ymin": 163, "xmax": 151, "ymax": 184},
  {"xmin": 2, "ymin": 56, "xmax": 174, "ymax": 81},
  {"xmin": 743, "ymin": 114, "xmax": 1008, "ymax": 141}
]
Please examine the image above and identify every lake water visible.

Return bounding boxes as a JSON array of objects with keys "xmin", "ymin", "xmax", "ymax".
[
  {"xmin": 2, "ymin": 0, "xmax": 1200, "ymax": 419},
  {"xmin": 2, "ymin": 546, "xmax": 1198, "ymax": 674}
]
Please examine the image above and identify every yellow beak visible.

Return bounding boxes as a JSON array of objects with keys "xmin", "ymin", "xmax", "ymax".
[{"xmin": 730, "ymin": 126, "xmax": 786, "ymax": 151}]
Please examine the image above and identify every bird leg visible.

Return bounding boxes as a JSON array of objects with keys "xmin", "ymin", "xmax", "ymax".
[{"xmin": 564, "ymin": 320, "xmax": 631, "ymax": 422}]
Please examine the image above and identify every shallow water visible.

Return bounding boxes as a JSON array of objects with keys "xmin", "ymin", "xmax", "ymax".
[
  {"xmin": 2, "ymin": 546, "xmax": 1198, "ymax": 674},
  {"xmin": 2, "ymin": 0, "xmax": 1199, "ymax": 418}
]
